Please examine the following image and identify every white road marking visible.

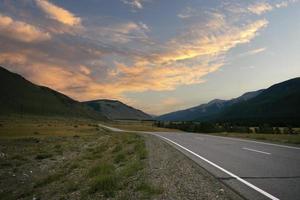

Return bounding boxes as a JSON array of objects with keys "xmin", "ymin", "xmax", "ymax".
[
  {"xmin": 154, "ymin": 134, "xmax": 279, "ymax": 200},
  {"xmin": 242, "ymin": 147, "xmax": 271, "ymax": 155}
]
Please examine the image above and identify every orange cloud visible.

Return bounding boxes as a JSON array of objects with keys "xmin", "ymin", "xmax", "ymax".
[
  {"xmin": 154, "ymin": 19, "xmax": 268, "ymax": 64},
  {"xmin": 0, "ymin": 2, "xmax": 272, "ymax": 114},
  {"xmin": 35, "ymin": 0, "xmax": 81, "ymax": 26},
  {"xmin": 0, "ymin": 52, "xmax": 27, "ymax": 65},
  {"xmin": 79, "ymin": 65, "xmax": 91, "ymax": 75},
  {"xmin": 0, "ymin": 14, "xmax": 51, "ymax": 42},
  {"xmin": 0, "ymin": 17, "xmax": 268, "ymax": 105}
]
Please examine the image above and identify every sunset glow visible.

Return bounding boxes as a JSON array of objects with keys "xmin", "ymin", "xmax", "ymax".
[{"xmin": 1, "ymin": 0, "xmax": 299, "ymax": 114}]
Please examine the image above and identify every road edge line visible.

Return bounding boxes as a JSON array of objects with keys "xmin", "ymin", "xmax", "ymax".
[{"xmin": 154, "ymin": 134, "xmax": 280, "ymax": 200}]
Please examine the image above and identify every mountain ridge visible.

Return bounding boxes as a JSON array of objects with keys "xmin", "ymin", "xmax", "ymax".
[
  {"xmin": 157, "ymin": 90, "xmax": 264, "ymax": 121},
  {"xmin": 0, "ymin": 66, "xmax": 107, "ymax": 119},
  {"xmin": 84, "ymin": 99, "xmax": 152, "ymax": 120},
  {"xmin": 158, "ymin": 77, "xmax": 300, "ymax": 125}
]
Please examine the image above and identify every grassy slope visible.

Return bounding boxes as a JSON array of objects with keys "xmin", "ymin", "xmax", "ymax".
[
  {"xmin": 0, "ymin": 66, "xmax": 105, "ymax": 119},
  {"xmin": 84, "ymin": 100, "xmax": 152, "ymax": 120}
]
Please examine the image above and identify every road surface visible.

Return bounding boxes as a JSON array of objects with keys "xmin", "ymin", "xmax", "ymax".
[{"xmin": 98, "ymin": 124, "xmax": 300, "ymax": 200}]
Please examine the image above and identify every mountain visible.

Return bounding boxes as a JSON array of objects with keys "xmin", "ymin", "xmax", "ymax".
[
  {"xmin": 0, "ymin": 66, "xmax": 106, "ymax": 119},
  {"xmin": 217, "ymin": 77, "xmax": 300, "ymax": 125},
  {"xmin": 84, "ymin": 99, "xmax": 152, "ymax": 120},
  {"xmin": 157, "ymin": 90, "xmax": 263, "ymax": 121}
]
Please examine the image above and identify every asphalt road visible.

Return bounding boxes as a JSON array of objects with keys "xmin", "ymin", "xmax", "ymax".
[{"xmin": 98, "ymin": 124, "xmax": 300, "ymax": 200}]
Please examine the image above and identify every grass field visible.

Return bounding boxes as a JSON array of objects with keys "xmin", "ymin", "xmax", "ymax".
[
  {"xmin": 102, "ymin": 120, "xmax": 179, "ymax": 132},
  {"xmin": 212, "ymin": 132, "xmax": 300, "ymax": 144},
  {"xmin": 0, "ymin": 116, "xmax": 162, "ymax": 199}
]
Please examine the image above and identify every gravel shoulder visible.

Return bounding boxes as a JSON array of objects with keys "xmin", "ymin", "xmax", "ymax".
[{"xmin": 143, "ymin": 134, "xmax": 244, "ymax": 200}]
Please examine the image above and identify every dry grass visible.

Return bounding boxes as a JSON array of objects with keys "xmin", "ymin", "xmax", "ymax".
[
  {"xmin": 0, "ymin": 116, "xmax": 162, "ymax": 200},
  {"xmin": 0, "ymin": 116, "xmax": 99, "ymax": 138},
  {"xmin": 213, "ymin": 132, "xmax": 300, "ymax": 144}
]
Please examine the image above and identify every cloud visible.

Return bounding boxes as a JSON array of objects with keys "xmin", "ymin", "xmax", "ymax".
[
  {"xmin": 0, "ymin": 14, "xmax": 51, "ymax": 42},
  {"xmin": 151, "ymin": 19, "xmax": 268, "ymax": 64},
  {"xmin": 275, "ymin": 1, "xmax": 289, "ymax": 8},
  {"xmin": 178, "ymin": 7, "xmax": 197, "ymax": 19},
  {"xmin": 275, "ymin": 0, "xmax": 299, "ymax": 8},
  {"xmin": 0, "ymin": 1, "xmax": 277, "ymax": 114},
  {"xmin": 0, "ymin": 12, "xmax": 268, "ymax": 105},
  {"xmin": 121, "ymin": 0, "xmax": 144, "ymax": 10},
  {"xmin": 248, "ymin": 2, "xmax": 273, "ymax": 15},
  {"xmin": 79, "ymin": 65, "xmax": 91, "ymax": 75},
  {"xmin": 88, "ymin": 21, "xmax": 150, "ymax": 44},
  {"xmin": 0, "ymin": 52, "xmax": 27, "ymax": 65},
  {"xmin": 239, "ymin": 47, "xmax": 267, "ymax": 57},
  {"xmin": 35, "ymin": 0, "xmax": 81, "ymax": 26}
]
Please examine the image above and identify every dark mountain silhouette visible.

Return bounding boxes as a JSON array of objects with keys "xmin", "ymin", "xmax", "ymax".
[
  {"xmin": 0, "ymin": 66, "xmax": 105, "ymax": 119},
  {"xmin": 217, "ymin": 77, "xmax": 300, "ymax": 125},
  {"xmin": 157, "ymin": 90, "xmax": 264, "ymax": 121},
  {"xmin": 158, "ymin": 77, "xmax": 300, "ymax": 125}
]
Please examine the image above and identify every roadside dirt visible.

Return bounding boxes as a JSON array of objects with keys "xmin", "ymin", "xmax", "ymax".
[{"xmin": 143, "ymin": 134, "xmax": 244, "ymax": 200}]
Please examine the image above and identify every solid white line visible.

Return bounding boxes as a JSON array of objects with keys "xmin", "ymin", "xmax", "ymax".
[
  {"xmin": 243, "ymin": 147, "xmax": 271, "ymax": 155},
  {"xmin": 154, "ymin": 134, "xmax": 280, "ymax": 200}
]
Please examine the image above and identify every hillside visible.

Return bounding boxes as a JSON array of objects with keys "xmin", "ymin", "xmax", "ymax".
[
  {"xmin": 217, "ymin": 77, "xmax": 300, "ymax": 125},
  {"xmin": 84, "ymin": 99, "xmax": 152, "ymax": 120},
  {"xmin": 157, "ymin": 90, "xmax": 263, "ymax": 121},
  {"xmin": 0, "ymin": 66, "xmax": 106, "ymax": 119}
]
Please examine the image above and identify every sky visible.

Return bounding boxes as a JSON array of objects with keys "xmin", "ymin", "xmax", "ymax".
[{"xmin": 0, "ymin": 0, "xmax": 299, "ymax": 115}]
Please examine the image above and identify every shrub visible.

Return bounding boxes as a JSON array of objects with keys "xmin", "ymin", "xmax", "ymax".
[
  {"xmin": 35, "ymin": 153, "xmax": 52, "ymax": 160},
  {"xmin": 88, "ymin": 163, "xmax": 115, "ymax": 177},
  {"xmin": 114, "ymin": 153, "xmax": 126, "ymax": 164},
  {"xmin": 89, "ymin": 175, "xmax": 118, "ymax": 197}
]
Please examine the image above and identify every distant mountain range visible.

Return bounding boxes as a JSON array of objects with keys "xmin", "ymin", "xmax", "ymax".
[
  {"xmin": 0, "ymin": 66, "xmax": 151, "ymax": 120},
  {"xmin": 83, "ymin": 99, "xmax": 152, "ymax": 120},
  {"xmin": 1, "ymin": 66, "xmax": 299, "ymax": 125},
  {"xmin": 157, "ymin": 90, "xmax": 264, "ymax": 121},
  {"xmin": 157, "ymin": 78, "xmax": 300, "ymax": 125}
]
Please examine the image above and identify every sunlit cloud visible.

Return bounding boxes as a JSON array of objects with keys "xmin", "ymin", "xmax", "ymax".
[
  {"xmin": 35, "ymin": 0, "xmax": 81, "ymax": 26},
  {"xmin": 178, "ymin": 7, "xmax": 197, "ymax": 19},
  {"xmin": 0, "ymin": 11, "xmax": 268, "ymax": 103},
  {"xmin": 79, "ymin": 65, "xmax": 91, "ymax": 75},
  {"xmin": 248, "ymin": 2, "xmax": 273, "ymax": 15},
  {"xmin": 121, "ymin": 0, "xmax": 144, "ymax": 10},
  {"xmin": 89, "ymin": 21, "xmax": 150, "ymax": 44},
  {"xmin": 239, "ymin": 47, "xmax": 267, "ymax": 57},
  {"xmin": 0, "ymin": 52, "xmax": 27, "ymax": 65},
  {"xmin": 0, "ymin": 13, "xmax": 51, "ymax": 42},
  {"xmin": 0, "ymin": 0, "xmax": 296, "ymax": 114},
  {"xmin": 275, "ymin": 1, "xmax": 289, "ymax": 8},
  {"xmin": 152, "ymin": 19, "xmax": 268, "ymax": 64}
]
